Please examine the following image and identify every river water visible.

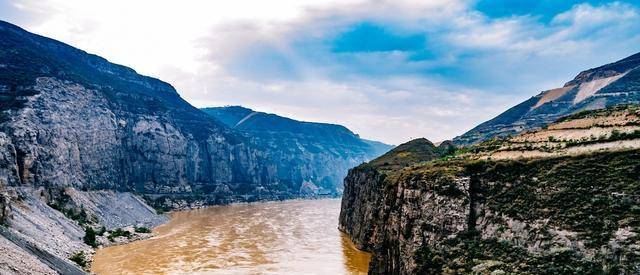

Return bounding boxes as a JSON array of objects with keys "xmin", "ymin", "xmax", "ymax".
[{"xmin": 92, "ymin": 199, "xmax": 370, "ymax": 274}]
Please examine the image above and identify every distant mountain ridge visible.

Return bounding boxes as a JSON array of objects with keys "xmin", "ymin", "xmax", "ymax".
[
  {"xmin": 203, "ymin": 106, "xmax": 390, "ymax": 152},
  {"xmin": 204, "ymin": 106, "xmax": 365, "ymax": 140},
  {"xmin": 454, "ymin": 52, "xmax": 640, "ymax": 145},
  {"xmin": 203, "ymin": 106, "xmax": 392, "ymax": 194}
]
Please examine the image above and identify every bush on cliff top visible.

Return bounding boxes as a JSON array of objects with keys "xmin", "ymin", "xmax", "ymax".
[{"xmin": 135, "ymin": 226, "xmax": 151, "ymax": 233}]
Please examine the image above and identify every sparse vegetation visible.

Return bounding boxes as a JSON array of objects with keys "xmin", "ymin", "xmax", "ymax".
[
  {"xmin": 363, "ymin": 138, "xmax": 443, "ymax": 171},
  {"xmin": 380, "ymin": 146, "xmax": 640, "ymax": 273},
  {"xmin": 470, "ymin": 105, "xmax": 640, "ymax": 156},
  {"xmin": 69, "ymin": 251, "xmax": 88, "ymax": 269},
  {"xmin": 478, "ymin": 150, "xmax": 640, "ymax": 249},
  {"xmin": 560, "ymin": 129, "xmax": 640, "ymax": 148},
  {"xmin": 47, "ymin": 192, "xmax": 91, "ymax": 226},
  {"xmin": 83, "ymin": 227, "xmax": 98, "ymax": 248},
  {"xmin": 414, "ymin": 230, "xmax": 605, "ymax": 274},
  {"xmin": 556, "ymin": 105, "xmax": 639, "ymax": 123},
  {"xmin": 107, "ymin": 228, "xmax": 132, "ymax": 242},
  {"xmin": 134, "ymin": 226, "xmax": 151, "ymax": 233}
]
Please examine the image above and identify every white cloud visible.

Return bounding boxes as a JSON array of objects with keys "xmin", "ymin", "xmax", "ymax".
[
  {"xmin": 3, "ymin": 0, "xmax": 640, "ymax": 144},
  {"xmin": 7, "ymin": 0, "xmax": 364, "ymax": 75}
]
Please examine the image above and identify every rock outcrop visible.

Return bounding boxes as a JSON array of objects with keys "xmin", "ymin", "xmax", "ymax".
[
  {"xmin": 339, "ymin": 138, "xmax": 454, "ymax": 252},
  {"xmin": 455, "ymin": 52, "xmax": 640, "ymax": 145},
  {"xmin": 341, "ymin": 107, "xmax": 640, "ymax": 274},
  {"xmin": 0, "ymin": 233, "xmax": 58, "ymax": 275}
]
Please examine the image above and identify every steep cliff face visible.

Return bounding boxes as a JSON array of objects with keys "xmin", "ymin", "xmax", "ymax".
[
  {"xmin": 0, "ymin": 21, "xmax": 271, "ymax": 200},
  {"xmin": 358, "ymin": 152, "xmax": 639, "ymax": 274},
  {"xmin": 455, "ymin": 52, "xmax": 640, "ymax": 145},
  {"xmin": 339, "ymin": 167, "xmax": 387, "ymax": 251},
  {"xmin": 202, "ymin": 106, "xmax": 391, "ymax": 195},
  {"xmin": 339, "ymin": 138, "xmax": 454, "ymax": 252},
  {"xmin": 341, "ymin": 109, "xmax": 640, "ymax": 274},
  {"xmin": 0, "ymin": 21, "xmax": 389, "ymax": 205}
]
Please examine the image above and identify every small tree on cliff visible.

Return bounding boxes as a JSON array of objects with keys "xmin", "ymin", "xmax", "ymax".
[{"xmin": 83, "ymin": 227, "xmax": 98, "ymax": 248}]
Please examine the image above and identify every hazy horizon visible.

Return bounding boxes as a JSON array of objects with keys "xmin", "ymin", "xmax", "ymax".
[{"xmin": 2, "ymin": 0, "xmax": 639, "ymax": 144}]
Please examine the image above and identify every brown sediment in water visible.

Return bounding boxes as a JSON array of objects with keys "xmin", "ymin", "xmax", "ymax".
[{"xmin": 92, "ymin": 199, "xmax": 370, "ymax": 274}]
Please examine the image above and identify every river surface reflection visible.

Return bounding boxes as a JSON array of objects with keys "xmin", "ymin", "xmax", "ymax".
[{"xmin": 92, "ymin": 199, "xmax": 370, "ymax": 274}]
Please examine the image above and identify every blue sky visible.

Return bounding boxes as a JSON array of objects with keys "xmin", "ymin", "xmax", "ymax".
[
  {"xmin": 1, "ymin": 0, "xmax": 640, "ymax": 144},
  {"xmin": 475, "ymin": 0, "xmax": 637, "ymax": 20}
]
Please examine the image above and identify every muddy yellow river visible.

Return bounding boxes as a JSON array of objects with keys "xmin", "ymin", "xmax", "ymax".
[{"xmin": 92, "ymin": 199, "xmax": 370, "ymax": 274}]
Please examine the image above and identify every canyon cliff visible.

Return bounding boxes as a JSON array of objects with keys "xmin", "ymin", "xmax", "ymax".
[
  {"xmin": 0, "ymin": 20, "xmax": 388, "ymax": 205},
  {"xmin": 341, "ymin": 106, "xmax": 640, "ymax": 274},
  {"xmin": 0, "ymin": 20, "xmax": 389, "ymax": 273},
  {"xmin": 342, "ymin": 149, "xmax": 640, "ymax": 274}
]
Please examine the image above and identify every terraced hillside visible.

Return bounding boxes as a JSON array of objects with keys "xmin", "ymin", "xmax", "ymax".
[{"xmin": 471, "ymin": 106, "xmax": 640, "ymax": 160}]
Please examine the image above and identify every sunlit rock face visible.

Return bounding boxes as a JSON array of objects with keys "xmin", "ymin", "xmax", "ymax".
[
  {"xmin": 0, "ymin": 21, "xmax": 389, "ymax": 205},
  {"xmin": 0, "ymin": 18, "xmax": 267, "ymax": 202},
  {"xmin": 455, "ymin": 52, "xmax": 640, "ymax": 145}
]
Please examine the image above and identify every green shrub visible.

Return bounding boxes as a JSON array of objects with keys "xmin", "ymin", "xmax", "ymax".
[
  {"xmin": 83, "ymin": 227, "xmax": 98, "ymax": 248},
  {"xmin": 69, "ymin": 251, "xmax": 88, "ymax": 268},
  {"xmin": 134, "ymin": 226, "xmax": 151, "ymax": 233},
  {"xmin": 108, "ymin": 228, "xmax": 132, "ymax": 242},
  {"xmin": 97, "ymin": 226, "xmax": 107, "ymax": 236},
  {"xmin": 48, "ymin": 199, "xmax": 90, "ymax": 226}
]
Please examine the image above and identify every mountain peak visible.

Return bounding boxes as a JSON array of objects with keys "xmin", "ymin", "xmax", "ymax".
[
  {"xmin": 0, "ymin": 20, "xmax": 178, "ymax": 96},
  {"xmin": 565, "ymin": 52, "xmax": 640, "ymax": 87},
  {"xmin": 454, "ymin": 51, "xmax": 640, "ymax": 145},
  {"xmin": 365, "ymin": 138, "xmax": 440, "ymax": 171}
]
